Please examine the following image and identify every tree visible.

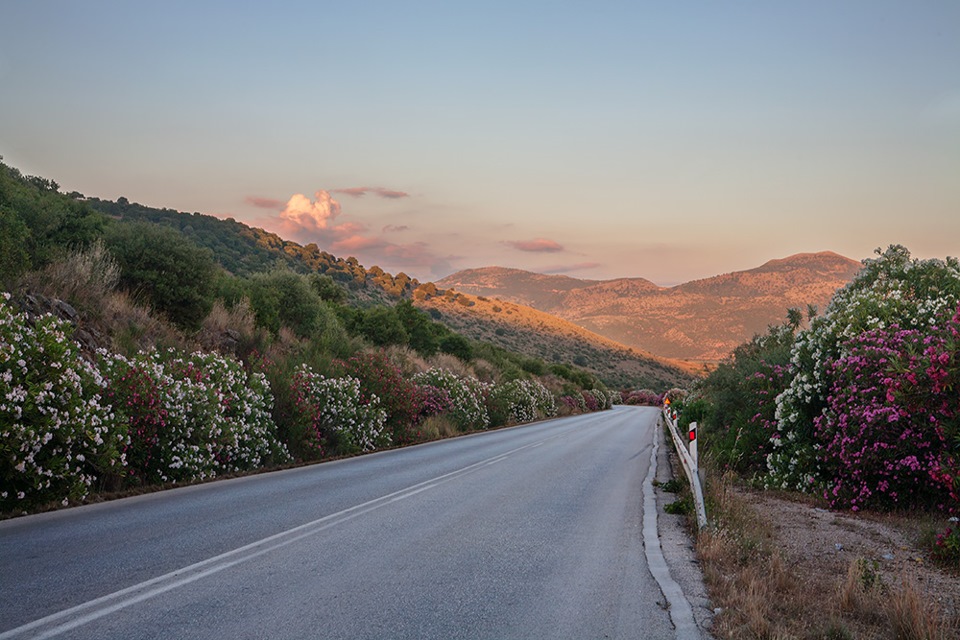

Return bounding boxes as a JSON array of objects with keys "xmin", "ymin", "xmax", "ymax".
[
  {"xmin": 440, "ymin": 333, "xmax": 473, "ymax": 361},
  {"xmin": 309, "ymin": 274, "xmax": 347, "ymax": 304},
  {"xmin": 246, "ymin": 270, "xmax": 329, "ymax": 338},
  {"xmin": 359, "ymin": 306, "xmax": 408, "ymax": 346},
  {"xmin": 106, "ymin": 221, "xmax": 216, "ymax": 330},
  {"xmin": 395, "ymin": 300, "xmax": 440, "ymax": 356}
]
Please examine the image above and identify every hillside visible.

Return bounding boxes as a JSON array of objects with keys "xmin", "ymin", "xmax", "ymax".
[
  {"xmin": 411, "ymin": 288, "xmax": 699, "ymax": 389},
  {"xmin": 1, "ymin": 159, "xmax": 690, "ymax": 390},
  {"xmin": 437, "ymin": 252, "xmax": 862, "ymax": 361}
]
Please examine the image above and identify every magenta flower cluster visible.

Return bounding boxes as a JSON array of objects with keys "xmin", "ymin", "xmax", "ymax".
[{"xmin": 815, "ymin": 305, "xmax": 960, "ymax": 512}]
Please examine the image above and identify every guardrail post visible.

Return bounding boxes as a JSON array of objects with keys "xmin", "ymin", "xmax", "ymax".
[
  {"xmin": 688, "ymin": 422, "xmax": 698, "ymax": 470},
  {"xmin": 661, "ymin": 409, "xmax": 708, "ymax": 529}
]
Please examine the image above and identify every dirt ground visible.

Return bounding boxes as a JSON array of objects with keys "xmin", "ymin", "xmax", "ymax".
[{"xmin": 736, "ymin": 487, "xmax": 960, "ymax": 637}]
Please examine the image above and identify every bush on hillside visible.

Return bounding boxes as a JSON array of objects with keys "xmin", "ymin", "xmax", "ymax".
[
  {"xmin": 334, "ymin": 351, "xmax": 422, "ymax": 444},
  {"xmin": 289, "ymin": 365, "xmax": 389, "ymax": 457},
  {"xmin": 105, "ymin": 221, "xmax": 216, "ymax": 330},
  {"xmin": 101, "ymin": 348, "xmax": 289, "ymax": 485},
  {"xmin": 413, "ymin": 368, "xmax": 489, "ymax": 431},
  {"xmin": 1, "ymin": 295, "xmax": 125, "ymax": 511}
]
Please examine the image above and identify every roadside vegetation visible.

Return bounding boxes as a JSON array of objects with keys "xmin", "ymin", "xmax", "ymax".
[
  {"xmin": 0, "ymin": 159, "xmax": 625, "ymax": 516},
  {"xmin": 675, "ymin": 245, "xmax": 960, "ymax": 637}
]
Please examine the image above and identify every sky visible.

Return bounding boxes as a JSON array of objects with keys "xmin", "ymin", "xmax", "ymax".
[{"xmin": 1, "ymin": 1, "xmax": 957, "ymax": 286}]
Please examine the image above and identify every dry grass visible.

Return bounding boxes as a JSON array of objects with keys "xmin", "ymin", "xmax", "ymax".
[
  {"xmin": 19, "ymin": 240, "xmax": 119, "ymax": 315},
  {"xmin": 103, "ymin": 291, "xmax": 185, "ymax": 356},
  {"xmin": 380, "ymin": 345, "xmax": 431, "ymax": 376},
  {"xmin": 15, "ymin": 242, "xmax": 192, "ymax": 356},
  {"xmin": 427, "ymin": 352, "xmax": 474, "ymax": 378},
  {"xmin": 697, "ymin": 472, "xmax": 960, "ymax": 640},
  {"xmin": 888, "ymin": 575, "xmax": 953, "ymax": 640},
  {"xmin": 414, "ymin": 414, "xmax": 459, "ymax": 440}
]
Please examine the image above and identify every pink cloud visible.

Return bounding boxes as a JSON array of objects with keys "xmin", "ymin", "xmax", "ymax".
[
  {"xmin": 279, "ymin": 191, "xmax": 342, "ymax": 232},
  {"xmin": 245, "ymin": 195, "xmax": 285, "ymax": 209},
  {"xmin": 504, "ymin": 237, "xmax": 565, "ymax": 253},
  {"xmin": 252, "ymin": 189, "xmax": 454, "ymax": 280},
  {"xmin": 333, "ymin": 186, "xmax": 410, "ymax": 199},
  {"xmin": 332, "ymin": 235, "xmax": 387, "ymax": 252}
]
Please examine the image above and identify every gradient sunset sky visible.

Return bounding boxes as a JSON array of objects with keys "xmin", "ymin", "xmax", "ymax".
[{"xmin": 2, "ymin": 1, "xmax": 957, "ymax": 285}]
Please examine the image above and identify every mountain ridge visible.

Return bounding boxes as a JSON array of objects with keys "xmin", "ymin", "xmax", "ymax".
[{"xmin": 436, "ymin": 252, "xmax": 862, "ymax": 361}]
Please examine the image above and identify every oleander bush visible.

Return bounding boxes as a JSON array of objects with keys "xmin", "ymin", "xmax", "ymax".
[
  {"xmin": 100, "ymin": 348, "xmax": 290, "ymax": 485},
  {"xmin": 693, "ymin": 246, "xmax": 960, "ymax": 521},
  {"xmin": 768, "ymin": 246, "xmax": 960, "ymax": 494},
  {"xmin": 487, "ymin": 378, "xmax": 557, "ymax": 426},
  {"xmin": 334, "ymin": 351, "xmax": 422, "ymax": 445},
  {"xmin": 413, "ymin": 367, "xmax": 489, "ymax": 431},
  {"xmin": 1, "ymin": 295, "xmax": 125, "ymax": 511},
  {"xmin": 289, "ymin": 364, "xmax": 389, "ymax": 457}
]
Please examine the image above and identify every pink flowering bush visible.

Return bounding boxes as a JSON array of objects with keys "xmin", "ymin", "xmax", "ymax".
[
  {"xmin": 769, "ymin": 246, "xmax": 960, "ymax": 491},
  {"xmin": 334, "ymin": 352, "xmax": 422, "ymax": 444},
  {"xmin": 815, "ymin": 327, "xmax": 942, "ymax": 510},
  {"xmin": 790, "ymin": 303, "xmax": 960, "ymax": 514},
  {"xmin": 559, "ymin": 394, "xmax": 586, "ymax": 414},
  {"xmin": 624, "ymin": 389, "xmax": 662, "ymax": 406},
  {"xmin": 1, "ymin": 295, "xmax": 126, "ymax": 511}
]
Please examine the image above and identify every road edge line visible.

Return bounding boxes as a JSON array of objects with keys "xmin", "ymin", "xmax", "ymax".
[{"xmin": 642, "ymin": 417, "xmax": 702, "ymax": 640}]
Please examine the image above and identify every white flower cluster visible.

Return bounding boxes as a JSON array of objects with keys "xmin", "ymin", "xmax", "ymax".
[
  {"xmin": 490, "ymin": 379, "xmax": 557, "ymax": 424},
  {"xmin": 294, "ymin": 365, "xmax": 389, "ymax": 452},
  {"xmin": 100, "ymin": 349, "xmax": 290, "ymax": 484},
  {"xmin": 766, "ymin": 247, "xmax": 960, "ymax": 491},
  {"xmin": 1, "ymin": 295, "xmax": 126, "ymax": 510},
  {"xmin": 413, "ymin": 368, "xmax": 489, "ymax": 430}
]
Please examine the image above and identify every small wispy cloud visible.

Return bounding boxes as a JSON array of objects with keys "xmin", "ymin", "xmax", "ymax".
[
  {"xmin": 245, "ymin": 195, "xmax": 285, "ymax": 209},
  {"xmin": 333, "ymin": 186, "xmax": 410, "ymax": 199},
  {"xmin": 504, "ymin": 237, "xmax": 565, "ymax": 253},
  {"xmin": 383, "ymin": 224, "xmax": 410, "ymax": 233}
]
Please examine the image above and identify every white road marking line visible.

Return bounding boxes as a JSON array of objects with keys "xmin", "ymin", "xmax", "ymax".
[{"xmin": 1, "ymin": 439, "xmax": 550, "ymax": 640}]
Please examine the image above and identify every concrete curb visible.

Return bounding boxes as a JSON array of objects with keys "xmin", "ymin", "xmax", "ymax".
[{"xmin": 644, "ymin": 421, "xmax": 717, "ymax": 638}]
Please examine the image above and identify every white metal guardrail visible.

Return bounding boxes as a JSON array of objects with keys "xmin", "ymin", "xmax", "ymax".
[{"xmin": 661, "ymin": 406, "xmax": 708, "ymax": 530}]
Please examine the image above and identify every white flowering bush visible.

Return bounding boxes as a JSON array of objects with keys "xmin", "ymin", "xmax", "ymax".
[
  {"xmin": 413, "ymin": 368, "xmax": 489, "ymax": 430},
  {"xmin": 767, "ymin": 246, "xmax": 960, "ymax": 491},
  {"xmin": 1, "ymin": 294, "xmax": 126, "ymax": 511},
  {"xmin": 290, "ymin": 365, "xmax": 389, "ymax": 456},
  {"xmin": 606, "ymin": 390, "xmax": 623, "ymax": 406},
  {"xmin": 489, "ymin": 379, "xmax": 557, "ymax": 425},
  {"xmin": 101, "ymin": 349, "xmax": 289, "ymax": 485}
]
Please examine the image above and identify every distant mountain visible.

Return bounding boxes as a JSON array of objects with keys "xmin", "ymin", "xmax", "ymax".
[
  {"xmin": 412, "ymin": 288, "xmax": 700, "ymax": 389},
  {"xmin": 436, "ymin": 252, "xmax": 862, "ymax": 361}
]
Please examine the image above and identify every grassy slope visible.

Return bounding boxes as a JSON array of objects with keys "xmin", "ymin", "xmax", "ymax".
[{"xmin": 416, "ymin": 290, "xmax": 698, "ymax": 389}]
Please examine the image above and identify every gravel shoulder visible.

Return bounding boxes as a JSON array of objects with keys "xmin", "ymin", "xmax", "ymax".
[{"xmin": 738, "ymin": 488, "xmax": 960, "ymax": 631}]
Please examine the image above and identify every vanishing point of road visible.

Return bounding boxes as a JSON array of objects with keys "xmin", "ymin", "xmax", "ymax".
[{"xmin": 1, "ymin": 406, "xmax": 696, "ymax": 639}]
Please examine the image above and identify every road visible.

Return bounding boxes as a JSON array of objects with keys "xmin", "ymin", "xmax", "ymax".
[{"xmin": 1, "ymin": 406, "xmax": 683, "ymax": 639}]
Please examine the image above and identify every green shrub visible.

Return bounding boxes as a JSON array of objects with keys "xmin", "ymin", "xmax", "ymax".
[{"xmin": 106, "ymin": 221, "xmax": 216, "ymax": 330}]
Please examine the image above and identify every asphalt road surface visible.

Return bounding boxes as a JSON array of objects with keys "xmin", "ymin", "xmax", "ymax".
[{"xmin": 1, "ymin": 406, "xmax": 681, "ymax": 639}]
